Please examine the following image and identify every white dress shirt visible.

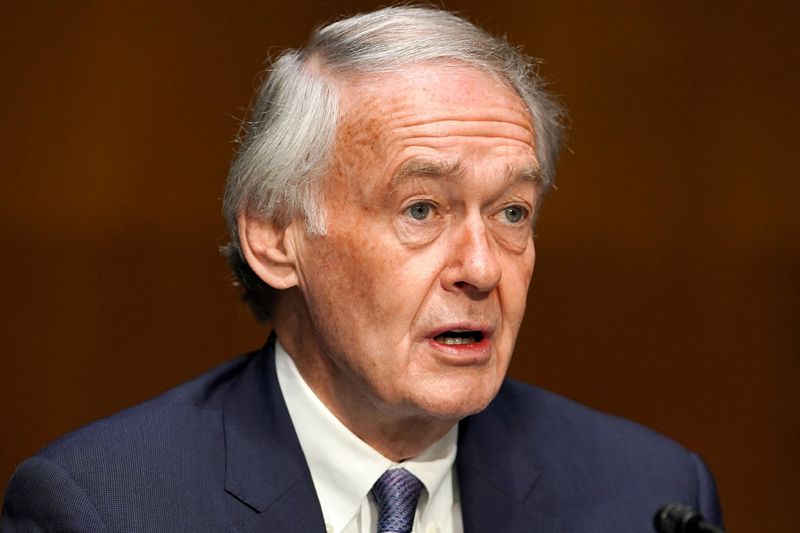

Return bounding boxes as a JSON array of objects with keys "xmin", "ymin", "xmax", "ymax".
[{"xmin": 275, "ymin": 340, "xmax": 463, "ymax": 533}]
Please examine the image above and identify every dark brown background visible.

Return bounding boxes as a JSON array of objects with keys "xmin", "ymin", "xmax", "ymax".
[{"xmin": 2, "ymin": 1, "xmax": 798, "ymax": 531}]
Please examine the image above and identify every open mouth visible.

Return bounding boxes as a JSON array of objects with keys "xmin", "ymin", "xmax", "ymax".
[{"xmin": 433, "ymin": 330, "xmax": 485, "ymax": 345}]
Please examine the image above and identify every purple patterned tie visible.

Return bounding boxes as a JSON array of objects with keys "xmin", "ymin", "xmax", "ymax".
[{"xmin": 371, "ymin": 468, "xmax": 424, "ymax": 533}]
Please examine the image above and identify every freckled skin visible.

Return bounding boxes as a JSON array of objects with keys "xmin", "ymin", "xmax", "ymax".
[{"xmin": 275, "ymin": 64, "xmax": 538, "ymax": 460}]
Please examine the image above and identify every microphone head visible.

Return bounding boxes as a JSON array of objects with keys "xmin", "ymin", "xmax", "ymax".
[{"xmin": 653, "ymin": 503, "xmax": 703, "ymax": 533}]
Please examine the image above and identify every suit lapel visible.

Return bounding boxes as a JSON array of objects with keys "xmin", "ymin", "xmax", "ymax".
[
  {"xmin": 223, "ymin": 336, "xmax": 327, "ymax": 532},
  {"xmin": 457, "ymin": 389, "xmax": 563, "ymax": 533}
]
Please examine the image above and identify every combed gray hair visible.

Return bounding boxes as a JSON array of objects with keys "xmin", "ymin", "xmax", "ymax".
[{"xmin": 222, "ymin": 5, "xmax": 565, "ymax": 322}]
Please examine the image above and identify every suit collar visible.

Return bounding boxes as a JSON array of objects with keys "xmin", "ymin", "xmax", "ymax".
[
  {"xmin": 457, "ymin": 385, "xmax": 564, "ymax": 533},
  {"xmin": 223, "ymin": 335, "xmax": 326, "ymax": 531}
]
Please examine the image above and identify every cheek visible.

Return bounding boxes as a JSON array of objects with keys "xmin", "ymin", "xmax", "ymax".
[
  {"xmin": 304, "ymin": 229, "xmax": 398, "ymax": 323},
  {"xmin": 521, "ymin": 245, "xmax": 536, "ymax": 290},
  {"xmin": 502, "ymin": 252, "xmax": 535, "ymax": 317},
  {"xmin": 313, "ymin": 237, "xmax": 375, "ymax": 297}
]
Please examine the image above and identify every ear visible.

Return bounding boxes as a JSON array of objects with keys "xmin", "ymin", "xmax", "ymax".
[{"xmin": 238, "ymin": 213, "xmax": 300, "ymax": 290}]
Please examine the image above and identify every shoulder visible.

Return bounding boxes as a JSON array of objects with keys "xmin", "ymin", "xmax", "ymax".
[
  {"xmin": 477, "ymin": 379, "xmax": 723, "ymax": 526},
  {"xmin": 1, "ymin": 352, "xmax": 260, "ymax": 532},
  {"xmin": 491, "ymin": 378, "xmax": 689, "ymax": 454},
  {"xmin": 38, "ymin": 352, "xmax": 254, "ymax": 465}
]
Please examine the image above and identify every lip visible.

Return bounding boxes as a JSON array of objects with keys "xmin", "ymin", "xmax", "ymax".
[{"xmin": 423, "ymin": 323, "xmax": 494, "ymax": 365}]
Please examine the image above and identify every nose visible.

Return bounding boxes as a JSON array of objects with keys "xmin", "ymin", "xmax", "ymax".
[{"xmin": 441, "ymin": 217, "xmax": 502, "ymax": 296}]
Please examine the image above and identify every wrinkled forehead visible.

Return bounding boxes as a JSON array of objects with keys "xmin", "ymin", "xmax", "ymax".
[
  {"xmin": 336, "ymin": 62, "xmax": 532, "ymax": 129},
  {"xmin": 329, "ymin": 63, "xmax": 536, "ymax": 170}
]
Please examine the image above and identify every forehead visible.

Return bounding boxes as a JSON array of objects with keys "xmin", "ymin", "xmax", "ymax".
[{"xmin": 334, "ymin": 63, "xmax": 536, "ymax": 160}]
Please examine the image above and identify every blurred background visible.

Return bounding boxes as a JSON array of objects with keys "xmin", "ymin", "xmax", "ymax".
[{"xmin": 2, "ymin": 1, "xmax": 798, "ymax": 530}]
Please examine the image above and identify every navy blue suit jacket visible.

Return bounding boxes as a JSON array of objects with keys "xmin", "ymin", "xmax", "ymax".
[{"xmin": 2, "ymin": 340, "xmax": 723, "ymax": 532}]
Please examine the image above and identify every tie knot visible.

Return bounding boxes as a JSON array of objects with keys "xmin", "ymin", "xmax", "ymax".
[{"xmin": 372, "ymin": 468, "xmax": 424, "ymax": 533}]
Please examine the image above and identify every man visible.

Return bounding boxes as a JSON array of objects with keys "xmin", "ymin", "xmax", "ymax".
[{"xmin": 2, "ymin": 6, "xmax": 723, "ymax": 533}]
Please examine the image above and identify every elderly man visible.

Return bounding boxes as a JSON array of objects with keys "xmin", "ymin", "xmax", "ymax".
[{"xmin": 2, "ymin": 6, "xmax": 722, "ymax": 533}]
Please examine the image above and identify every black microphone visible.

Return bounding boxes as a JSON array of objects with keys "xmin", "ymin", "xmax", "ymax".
[{"xmin": 653, "ymin": 503, "xmax": 725, "ymax": 533}]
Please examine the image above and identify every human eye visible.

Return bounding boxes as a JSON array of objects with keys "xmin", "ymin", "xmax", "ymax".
[
  {"xmin": 403, "ymin": 201, "xmax": 435, "ymax": 221},
  {"xmin": 499, "ymin": 204, "xmax": 530, "ymax": 224},
  {"xmin": 395, "ymin": 199, "xmax": 444, "ymax": 246}
]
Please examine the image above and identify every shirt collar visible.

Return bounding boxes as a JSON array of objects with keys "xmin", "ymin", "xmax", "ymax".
[{"xmin": 275, "ymin": 338, "xmax": 457, "ymax": 533}]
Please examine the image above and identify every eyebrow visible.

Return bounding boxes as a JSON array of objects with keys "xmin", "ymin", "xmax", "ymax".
[
  {"xmin": 389, "ymin": 157, "xmax": 545, "ymax": 189},
  {"xmin": 389, "ymin": 158, "xmax": 467, "ymax": 189},
  {"xmin": 511, "ymin": 163, "xmax": 546, "ymax": 187}
]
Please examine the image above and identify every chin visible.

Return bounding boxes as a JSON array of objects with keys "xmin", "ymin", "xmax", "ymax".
[{"xmin": 407, "ymin": 377, "xmax": 500, "ymax": 421}]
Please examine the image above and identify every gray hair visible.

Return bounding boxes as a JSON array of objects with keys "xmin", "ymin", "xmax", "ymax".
[{"xmin": 222, "ymin": 5, "xmax": 565, "ymax": 322}]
